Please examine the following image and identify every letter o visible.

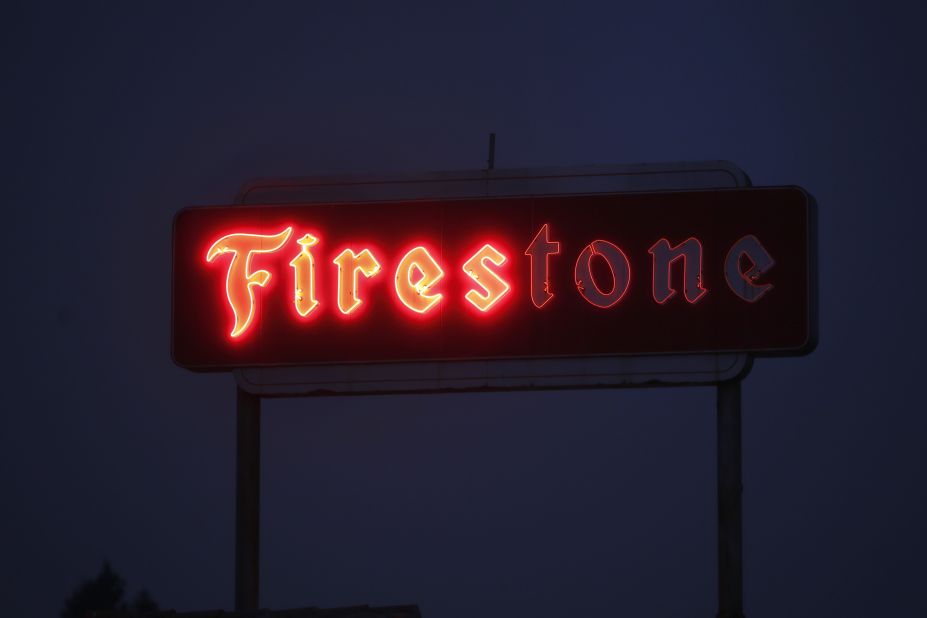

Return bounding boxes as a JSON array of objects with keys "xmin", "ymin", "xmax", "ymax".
[{"xmin": 574, "ymin": 240, "xmax": 631, "ymax": 308}]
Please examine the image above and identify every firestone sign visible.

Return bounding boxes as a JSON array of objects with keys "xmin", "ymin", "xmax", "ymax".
[{"xmin": 172, "ymin": 187, "xmax": 816, "ymax": 370}]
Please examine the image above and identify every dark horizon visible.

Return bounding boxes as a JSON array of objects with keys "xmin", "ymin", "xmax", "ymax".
[{"xmin": 4, "ymin": 2, "xmax": 926, "ymax": 617}]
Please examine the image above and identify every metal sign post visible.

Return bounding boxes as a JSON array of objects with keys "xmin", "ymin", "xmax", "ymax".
[
  {"xmin": 235, "ymin": 387, "xmax": 261, "ymax": 611},
  {"xmin": 232, "ymin": 378, "xmax": 749, "ymax": 615},
  {"xmin": 717, "ymin": 378, "xmax": 745, "ymax": 618}
]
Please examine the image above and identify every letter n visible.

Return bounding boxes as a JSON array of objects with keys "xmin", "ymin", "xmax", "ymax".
[{"xmin": 648, "ymin": 237, "xmax": 707, "ymax": 304}]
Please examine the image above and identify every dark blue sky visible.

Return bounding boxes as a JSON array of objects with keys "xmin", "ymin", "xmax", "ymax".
[{"xmin": 4, "ymin": 2, "xmax": 926, "ymax": 617}]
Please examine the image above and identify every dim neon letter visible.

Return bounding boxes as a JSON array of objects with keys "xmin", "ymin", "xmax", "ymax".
[
  {"xmin": 395, "ymin": 246, "xmax": 444, "ymax": 314},
  {"xmin": 574, "ymin": 240, "xmax": 631, "ymax": 309},
  {"xmin": 206, "ymin": 227, "xmax": 293, "ymax": 338},
  {"xmin": 289, "ymin": 233, "xmax": 321, "ymax": 318},
  {"xmin": 724, "ymin": 235, "xmax": 775, "ymax": 302},
  {"xmin": 649, "ymin": 237, "xmax": 707, "ymax": 304},
  {"xmin": 525, "ymin": 224, "xmax": 560, "ymax": 308},
  {"xmin": 462, "ymin": 244, "xmax": 510, "ymax": 312},
  {"xmin": 333, "ymin": 248, "xmax": 381, "ymax": 315}
]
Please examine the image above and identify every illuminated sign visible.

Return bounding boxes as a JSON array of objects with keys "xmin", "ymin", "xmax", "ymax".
[{"xmin": 172, "ymin": 187, "xmax": 816, "ymax": 370}]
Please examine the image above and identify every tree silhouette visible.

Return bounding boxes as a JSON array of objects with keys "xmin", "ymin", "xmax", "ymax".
[
  {"xmin": 128, "ymin": 589, "xmax": 159, "ymax": 614},
  {"xmin": 61, "ymin": 562, "xmax": 159, "ymax": 617}
]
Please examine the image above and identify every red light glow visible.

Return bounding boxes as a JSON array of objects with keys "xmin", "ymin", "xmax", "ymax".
[
  {"xmin": 206, "ymin": 227, "xmax": 293, "ymax": 338},
  {"xmin": 290, "ymin": 233, "xmax": 321, "ymax": 318},
  {"xmin": 394, "ymin": 246, "xmax": 445, "ymax": 314},
  {"xmin": 333, "ymin": 248, "xmax": 382, "ymax": 315},
  {"xmin": 462, "ymin": 243, "xmax": 510, "ymax": 312},
  {"xmin": 176, "ymin": 187, "xmax": 813, "ymax": 370}
]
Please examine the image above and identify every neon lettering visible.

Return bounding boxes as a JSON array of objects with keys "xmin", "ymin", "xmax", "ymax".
[
  {"xmin": 525, "ymin": 224, "xmax": 560, "ymax": 308},
  {"xmin": 725, "ymin": 235, "xmax": 775, "ymax": 302},
  {"xmin": 574, "ymin": 240, "xmax": 631, "ymax": 309},
  {"xmin": 203, "ymin": 227, "xmax": 784, "ymax": 338},
  {"xmin": 289, "ymin": 233, "xmax": 321, "ymax": 318},
  {"xmin": 333, "ymin": 248, "xmax": 381, "ymax": 315},
  {"xmin": 395, "ymin": 246, "xmax": 444, "ymax": 314},
  {"xmin": 206, "ymin": 227, "xmax": 293, "ymax": 338},
  {"xmin": 649, "ymin": 237, "xmax": 707, "ymax": 304},
  {"xmin": 462, "ymin": 244, "xmax": 510, "ymax": 312}
]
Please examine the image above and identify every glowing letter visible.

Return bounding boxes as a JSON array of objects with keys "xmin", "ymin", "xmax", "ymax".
[
  {"xmin": 289, "ymin": 233, "xmax": 321, "ymax": 318},
  {"xmin": 206, "ymin": 227, "xmax": 292, "ymax": 338},
  {"xmin": 725, "ymin": 235, "xmax": 775, "ymax": 302},
  {"xmin": 463, "ymin": 244, "xmax": 510, "ymax": 312},
  {"xmin": 574, "ymin": 240, "xmax": 631, "ymax": 309},
  {"xmin": 333, "ymin": 248, "xmax": 381, "ymax": 315},
  {"xmin": 395, "ymin": 246, "xmax": 444, "ymax": 314},
  {"xmin": 648, "ymin": 237, "xmax": 707, "ymax": 304},
  {"xmin": 525, "ymin": 224, "xmax": 560, "ymax": 308}
]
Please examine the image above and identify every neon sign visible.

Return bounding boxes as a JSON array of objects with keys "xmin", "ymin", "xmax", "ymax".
[{"xmin": 173, "ymin": 187, "xmax": 815, "ymax": 369}]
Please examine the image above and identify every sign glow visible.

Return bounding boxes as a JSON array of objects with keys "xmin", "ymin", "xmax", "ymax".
[
  {"xmin": 205, "ymin": 227, "xmax": 292, "ymax": 338},
  {"xmin": 394, "ymin": 246, "xmax": 445, "ymax": 315},
  {"xmin": 173, "ymin": 187, "xmax": 816, "ymax": 370},
  {"xmin": 462, "ymin": 244, "xmax": 510, "ymax": 312},
  {"xmin": 333, "ymin": 248, "xmax": 382, "ymax": 315}
]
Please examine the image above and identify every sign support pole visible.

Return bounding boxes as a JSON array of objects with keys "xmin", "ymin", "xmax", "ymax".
[
  {"xmin": 716, "ymin": 379, "xmax": 744, "ymax": 618},
  {"xmin": 235, "ymin": 386, "xmax": 261, "ymax": 611}
]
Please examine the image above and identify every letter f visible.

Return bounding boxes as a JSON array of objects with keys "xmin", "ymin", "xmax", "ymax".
[{"xmin": 206, "ymin": 227, "xmax": 292, "ymax": 338}]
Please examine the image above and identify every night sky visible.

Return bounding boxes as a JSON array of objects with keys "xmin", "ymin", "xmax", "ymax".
[{"xmin": 5, "ymin": 2, "xmax": 926, "ymax": 617}]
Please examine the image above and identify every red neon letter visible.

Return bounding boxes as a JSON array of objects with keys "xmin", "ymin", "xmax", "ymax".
[
  {"xmin": 648, "ymin": 237, "xmax": 707, "ymax": 304},
  {"xmin": 289, "ymin": 233, "xmax": 321, "ymax": 318},
  {"xmin": 525, "ymin": 224, "xmax": 560, "ymax": 308},
  {"xmin": 206, "ymin": 227, "xmax": 292, "ymax": 338},
  {"xmin": 725, "ymin": 235, "xmax": 775, "ymax": 302},
  {"xmin": 333, "ymin": 248, "xmax": 381, "ymax": 315},
  {"xmin": 574, "ymin": 240, "xmax": 631, "ymax": 308},
  {"xmin": 395, "ymin": 246, "xmax": 444, "ymax": 314},
  {"xmin": 462, "ymin": 243, "xmax": 510, "ymax": 312}
]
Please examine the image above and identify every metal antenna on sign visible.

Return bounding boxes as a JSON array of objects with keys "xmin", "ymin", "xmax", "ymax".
[{"xmin": 487, "ymin": 133, "xmax": 496, "ymax": 170}]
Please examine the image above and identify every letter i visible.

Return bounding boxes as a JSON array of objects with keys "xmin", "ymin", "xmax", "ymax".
[{"xmin": 290, "ymin": 233, "xmax": 320, "ymax": 317}]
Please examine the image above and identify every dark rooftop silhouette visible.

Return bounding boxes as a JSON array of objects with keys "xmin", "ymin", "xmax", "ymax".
[{"xmin": 91, "ymin": 605, "xmax": 421, "ymax": 618}]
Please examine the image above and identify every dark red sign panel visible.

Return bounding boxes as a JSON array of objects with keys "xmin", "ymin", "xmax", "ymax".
[{"xmin": 172, "ymin": 187, "xmax": 816, "ymax": 371}]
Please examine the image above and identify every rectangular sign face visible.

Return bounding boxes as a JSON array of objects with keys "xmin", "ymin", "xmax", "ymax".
[{"xmin": 172, "ymin": 187, "xmax": 816, "ymax": 371}]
